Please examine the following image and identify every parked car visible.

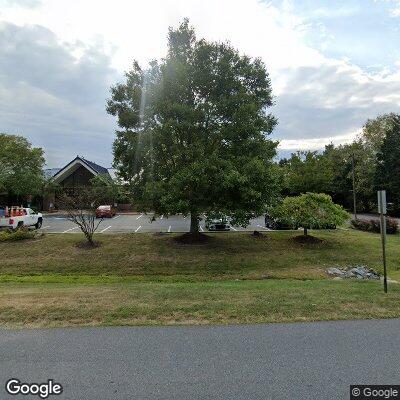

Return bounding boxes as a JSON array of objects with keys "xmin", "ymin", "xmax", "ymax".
[
  {"xmin": 0, "ymin": 206, "xmax": 43, "ymax": 230},
  {"xmin": 95, "ymin": 205, "xmax": 116, "ymax": 218},
  {"xmin": 205, "ymin": 216, "xmax": 231, "ymax": 231}
]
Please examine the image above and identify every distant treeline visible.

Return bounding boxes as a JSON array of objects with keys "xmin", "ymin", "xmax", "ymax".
[{"xmin": 277, "ymin": 113, "xmax": 400, "ymax": 214}]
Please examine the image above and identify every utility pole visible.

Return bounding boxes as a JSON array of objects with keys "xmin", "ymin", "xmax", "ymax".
[{"xmin": 351, "ymin": 154, "xmax": 357, "ymax": 220}]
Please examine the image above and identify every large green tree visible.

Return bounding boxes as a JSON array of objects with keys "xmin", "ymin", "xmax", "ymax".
[
  {"xmin": 0, "ymin": 133, "xmax": 45, "ymax": 198},
  {"xmin": 279, "ymin": 151, "xmax": 332, "ymax": 196},
  {"xmin": 362, "ymin": 113, "xmax": 399, "ymax": 153},
  {"xmin": 375, "ymin": 114, "xmax": 400, "ymax": 211},
  {"xmin": 107, "ymin": 20, "xmax": 278, "ymax": 232}
]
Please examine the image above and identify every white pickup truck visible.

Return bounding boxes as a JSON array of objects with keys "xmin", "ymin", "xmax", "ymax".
[{"xmin": 0, "ymin": 207, "xmax": 43, "ymax": 230}]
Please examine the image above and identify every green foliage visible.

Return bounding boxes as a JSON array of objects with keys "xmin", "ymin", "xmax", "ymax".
[
  {"xmin": 107, "ymin": 19, "xmax": 278, "ymax": 231},
  {"xmin": 280, "ymin": 140, "xmax": 376, "ymax": 212},
  {"xmin": 271, "ymin": 193, "xmax": 349, "ymax": 235},
  {"xmin": 362, "ymin": 113, "xmax": 399, "ymax": 153},
  {"xmin": 0, "ymin": 227, "xmax": 35, "ymax": 242},
  {"xmin": 90, "ymin": 175, "xmax": 131, "ymax": 205},
  {"xmin": 0, "ymin": 133, "xmax": 45, "ymax": 196},
  {"xmin": 375, "ymin": 115, "xmax": 400, "ymax": 212},
  {"xmin": 280, "ymin": 151, "xmax": 332, "ymax": 195}
]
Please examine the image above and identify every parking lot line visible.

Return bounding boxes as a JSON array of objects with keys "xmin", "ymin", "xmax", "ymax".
[
  {"xmin": 160, "ymin": 214, "xmax": 164, "ymax": 220},
  {"xmin": 199, "ymin": 226, "xmax": 204, "ymax": 232},
  {"xmin": 113, "ymin": 215, "xmax": 120, "ymax": 220},
  {"xmin": 135, "ymin": 226, "xmax": 142, "ymax": 233},
  {"xmin": 231, "ymin": 226, "xmax": 237, "ymax": 231},
  {"xmin": 136, "ymin": 214, "xmax": 143, "ymax": 220},
  {"xmin": 100, "ymin": 225, "xmax": 112, "ymax": 233},
  {"xmin": 62, "ymin": 227, "xmax": 77, "ymax": 233},
  {"xmin": 42, "ymin": 226, "xmax": 51, "ymax": 229},
  {"xmin": 168, "ymin": 225, "xmax": 171, "ymax": 233}
]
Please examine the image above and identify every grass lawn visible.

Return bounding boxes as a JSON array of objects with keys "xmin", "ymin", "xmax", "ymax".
[
  {"xmin": 1, "ymin": 280, "xmax": 400, "ymax": 328},
  {"xmin": 1, "ymin": 229, "xmax": 399, "ymax": 328}
]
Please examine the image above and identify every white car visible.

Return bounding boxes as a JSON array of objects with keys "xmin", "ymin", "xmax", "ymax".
[{"xmin": 0, "ymin": 207, "xmax": 43, "ymax": 230}]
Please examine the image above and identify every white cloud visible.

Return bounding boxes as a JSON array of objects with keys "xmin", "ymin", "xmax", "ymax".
[
  {"xmin": 0, "ymin": 0, "xmax": 324, "ymax": 72},
  {"xmin": 374, "ymin": 0, "xmax": 400, "ymax": 17},
  {"xmin": 279, "ymin": 131, "xmax": 358, "ymax": 151},
  {"xmin": 0, "ymin": 0, "xmax": 400, "ymax": 164}
]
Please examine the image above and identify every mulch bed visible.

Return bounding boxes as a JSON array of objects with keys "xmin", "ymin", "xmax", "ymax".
[
  {"xmin": 75, "ymin": 241, "xmax": 101, "ymax": 250},
  {"xmin": 174, "ymin": 232, "xmax": 212, "ymax": 245},
  {"xmin": 250, "ymin": 230, "xmax": 265, "ymax": 238},
  {"xmin": 292, "ymin": 235, "xmax": 324, "ymax": 245}
]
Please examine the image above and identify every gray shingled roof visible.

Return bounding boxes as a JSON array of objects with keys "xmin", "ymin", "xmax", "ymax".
[
  {"xmin": 81, "ymin": 157, "xmax": 110, "ymax": 175},
  {"xmin": 44, "ymin": 156, "xmax": 111, "ymax": 180}
]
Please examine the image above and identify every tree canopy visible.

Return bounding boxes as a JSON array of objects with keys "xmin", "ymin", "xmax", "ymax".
[
  {"xmin": 0, "ymin": 133, "xmax": 45, "ymax": 197},
  {"xmin": 107, "ymin": 19, "xmax": 278, "ymax": 232},
  {"xmin": 375, "ymin": 114, "xmax": 400, "ymax": 212}
]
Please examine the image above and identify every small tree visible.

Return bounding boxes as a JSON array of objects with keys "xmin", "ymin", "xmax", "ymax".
[
  {"xmin": 271, "ymin": 193, "xmax": 348, "ymax": 236},
  {"xmin": 59, "ymin": 189, "xmax": 103, "ymax": 247}
]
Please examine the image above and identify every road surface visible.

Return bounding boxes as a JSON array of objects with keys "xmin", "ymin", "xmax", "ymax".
[
  {"xmin": 40, "ymin": 213, "xmax": 269, "ymax": 234},
  {"xmin": 1, "ymin": 319, "xmax": 399, "ymax": 399}
]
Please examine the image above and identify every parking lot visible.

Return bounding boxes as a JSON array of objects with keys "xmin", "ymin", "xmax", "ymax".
[{"xmin": 41, "ymin": 214, "xmax": 268, "ymax": 234}]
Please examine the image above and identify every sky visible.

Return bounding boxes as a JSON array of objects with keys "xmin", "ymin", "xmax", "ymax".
[{"xmin": 1, "ymin": 0, "xmax": 400, "ymax": 167}]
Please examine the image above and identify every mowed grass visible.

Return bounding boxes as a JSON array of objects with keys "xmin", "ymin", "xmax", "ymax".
[
  {"xmin": 1, "ymin": 229, "xmax": 400, "ymax": 328},
  {"xmin": 1, "ymin": 280, "xmax": 400, "ymax": 328},
  {"xmin": 0, "ymin": 229, "xmax": 399, "ymax": 280}
]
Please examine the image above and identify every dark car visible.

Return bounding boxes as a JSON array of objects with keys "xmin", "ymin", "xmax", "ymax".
[{"xmin": 95, "ymin": 205, "xmax": 116, "ymax": 218}]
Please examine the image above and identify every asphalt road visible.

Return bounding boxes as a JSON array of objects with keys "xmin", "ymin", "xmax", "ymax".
[
  {"xmin": 1, "ymin": 319, "xmax": 399, "ymax": 399},
  {"xmin": 40, "ymin": 214, "xmax": 268, "ymax": 234}
]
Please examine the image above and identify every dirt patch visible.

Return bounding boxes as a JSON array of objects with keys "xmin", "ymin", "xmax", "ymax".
[
  {"xmin": 250, "ymin": 230, "xmax": 265, "ymax": 239},
  {"xmin": 293, "ymin": 235, "xmax": 324, "ymax": 245},
  {"xmin": 173, "ymin": 232, "xmax": 212, "ymax": 245},
  {"xmin": 75, "ymin": 241, "xmax": 101, "ymax": 250}
]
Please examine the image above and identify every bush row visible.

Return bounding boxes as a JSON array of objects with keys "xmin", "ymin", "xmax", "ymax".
[
  {"xmin": 350, "ymin": 218, "xmax": 398, "ymax": 234},
  {"xmin": 0, "ymin": 227, "xmax": 36, "ymax": 242}
]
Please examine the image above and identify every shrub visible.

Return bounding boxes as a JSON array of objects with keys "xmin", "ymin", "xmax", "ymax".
[
  {"xmin": 350, "ymin": 218, "xmax": 398, "ymax": 234},
  {"xmin": 270, "ymin": 193, "xmax": 349, "ymax": 236},
  {"xmin": 0, "ymin": 227, "xmax": 36, "ymax": 242}
]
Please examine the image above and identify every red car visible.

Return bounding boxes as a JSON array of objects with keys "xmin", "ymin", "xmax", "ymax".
[{"xmin": 95, "ymin": 205, "xmax": 116, "ymax": 218}]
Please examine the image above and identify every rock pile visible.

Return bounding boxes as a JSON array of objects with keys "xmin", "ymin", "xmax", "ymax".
[{"xmin": 327, "ymin": 266, "xmax": 380, "ymax": 280}]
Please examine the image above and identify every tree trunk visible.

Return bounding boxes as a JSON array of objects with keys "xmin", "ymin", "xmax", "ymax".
[
  {"xmin": 304, "ymin": 227, "xmax": 308, "ymax": 236},
  {"xmin": 190, "ymin": 214, "xmax": 200, "ymax": 234}
]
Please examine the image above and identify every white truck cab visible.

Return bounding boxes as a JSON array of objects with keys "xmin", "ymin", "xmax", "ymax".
[{"xmin": 0, "ymin": 207, "xmax": 43, "ymax": 230}]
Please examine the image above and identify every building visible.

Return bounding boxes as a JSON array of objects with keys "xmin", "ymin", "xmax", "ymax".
[{"xmin": 43, "ymin": 156, "xmax": 115, "ymax": 211}]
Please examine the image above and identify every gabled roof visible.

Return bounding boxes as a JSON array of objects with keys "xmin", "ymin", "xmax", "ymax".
[
  {"xmin": 50, "ymin": 156, "xmax": 111, "ymax": 183},
  {"xmin": 80, "ymin": 157, "xmax": 109, "ymax": 175}
]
